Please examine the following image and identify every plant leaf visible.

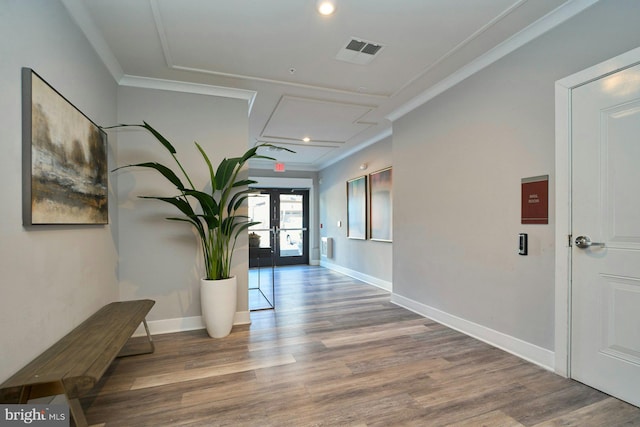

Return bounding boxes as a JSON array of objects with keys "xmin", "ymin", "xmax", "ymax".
[
  {"xmin": 113, "ymin": 162, "xmax": 186, "ymax": 191},
  {"xmin": 184, "ymin": 189, "xmax": 219, "ymax": 217},
  {"xmin": 228, "ymin": 189, "xmax": 253, "ymax": 214},
  {"xmin": 240, "ymin": 146, "xmax": 258, "ymax": 162},
  {"xmin": 141, "ymin": 121, "xmax": 177, "ymax": 154},
  {"xmin": 195, "ymin": 142, "xmax": 217, "ymax": 192},
  {"xmin": 102, "ymin": 123, "xmax": 177, "ymax": 154},
  {"xmin": 215, "ymin": 157, "xmax": 241, "ymax": 190},
  {"xmin": 256, "ymin": 142, "xmax": 296, "ymax": 154},
  {"xmin": 232, "ymin": 179, "xmax": 257, "ymax": 188},
  {"xmin": 106, "ymin": 122, "xmax": 299, "ymax": 281},
  {"xmin": 139, "ymin": 196, "xmax": 196, "ymax": 217}
]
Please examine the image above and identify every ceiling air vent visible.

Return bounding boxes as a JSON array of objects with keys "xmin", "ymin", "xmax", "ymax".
[{"xmin": 336, "ymin": 37, "xmax": 384, "ymax": 65}]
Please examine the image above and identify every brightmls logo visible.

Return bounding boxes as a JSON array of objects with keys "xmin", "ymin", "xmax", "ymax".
[{"xmin": 0, "ymin": 405, "xmax": 68, "ymax": 426}]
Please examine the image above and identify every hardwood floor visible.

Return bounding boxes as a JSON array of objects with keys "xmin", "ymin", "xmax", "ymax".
[{"xmin": 83, "ymin": 266, "xmax": 640, "ymax": 426}]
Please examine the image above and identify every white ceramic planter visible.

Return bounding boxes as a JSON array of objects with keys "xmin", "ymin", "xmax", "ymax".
[{"xmin": 200, "ymin": 276, "xmax": 237, "ymax": 338}]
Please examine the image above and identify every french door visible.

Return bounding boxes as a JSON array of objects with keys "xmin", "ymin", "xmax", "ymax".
[{"xmin": 249, "ymin": 188, "xmax": 309, "ymax": 266}]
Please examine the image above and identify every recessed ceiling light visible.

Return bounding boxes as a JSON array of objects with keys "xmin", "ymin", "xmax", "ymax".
[
  {"xmin": 303, "ymin": 137, "xmax": 311, "ymax": 142},
  {"xmin": 317, "ymin": 0, "xmax": 336, "ymax": 15}
]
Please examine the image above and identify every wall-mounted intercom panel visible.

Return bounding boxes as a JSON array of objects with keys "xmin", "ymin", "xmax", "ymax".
[{"xmin": 519, "ymin": 233, "xmax": 528, "ymax": 256}]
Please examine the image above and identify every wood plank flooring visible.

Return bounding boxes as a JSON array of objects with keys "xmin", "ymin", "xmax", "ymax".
[{"xmin": 82, "ymin": 266, "xmax": 640, "ymax": 426}]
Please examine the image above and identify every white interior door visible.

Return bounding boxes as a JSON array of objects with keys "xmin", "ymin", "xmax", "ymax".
[{"xmin": 571, "ymin": 63, "xmax": 640, "ymax": 407}]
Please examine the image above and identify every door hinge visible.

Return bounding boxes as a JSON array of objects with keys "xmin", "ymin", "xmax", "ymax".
[{"xmin": 568, "ymin": 234, "xmax": 573, "ymax": 247}]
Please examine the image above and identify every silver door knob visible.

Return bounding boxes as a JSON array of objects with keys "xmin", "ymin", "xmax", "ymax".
[{"xmin": 575, "ymin": 235, "xmax": 605, "ymax": 249}]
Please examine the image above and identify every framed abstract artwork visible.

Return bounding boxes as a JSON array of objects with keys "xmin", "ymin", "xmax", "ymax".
[
  {"xmin": 22, "ymin": 68, "xmax": 108, "ymax": 225},
  {"xmin": 369, "ymin": 167, "xmax": 392, "ymax": 242},
  {"xmin": 347, "ymin": 175, "xmax": 367, "ymax": 239}
]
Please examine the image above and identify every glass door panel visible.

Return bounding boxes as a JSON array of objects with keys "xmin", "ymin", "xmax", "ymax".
[
  {"xmin": 278, "ymin": 194, "xmax": 304, "ymax": 258},
  {"xmin": 248, "ymin": 188, "xmax": 309, "ymax": 267},
  {"xmin": 248, "ymin": 193, "xmax": 274, "ymax": 310},
  {"xmin": 275, "ymin": 190, "xmax": 308, "ymax": 265},
  {"xmin": 248, "ymin": 193, "xmax": 271, "ymax": 249}
]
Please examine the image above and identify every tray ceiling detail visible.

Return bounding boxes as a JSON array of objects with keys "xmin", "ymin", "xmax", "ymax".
[
  {"xmin": 70, "ymin": 0, "xmax": 587, "ymax": 170},
  {"xmin": 261, "ymin": 96, "xmax": 376, "ymax": 144}
]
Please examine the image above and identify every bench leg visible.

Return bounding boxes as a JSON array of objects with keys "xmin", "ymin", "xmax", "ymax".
[
  {"xmin": 117, "ymin": 318, "xmax": 155, "ymax": 357},
  {"xmin": 18, "ymin": 385, "xmax": 31, "ymax": 403},
  {"xmin": 17, "ymin": 382, "xmax": 66, "ymax": 403},
  {"xmin": 142, "ymin": 318, "xmax": 155, "ymax": 354},
  {"xmin": 67, "ymin": 397, "xmax": 88, "ymax": 427}
]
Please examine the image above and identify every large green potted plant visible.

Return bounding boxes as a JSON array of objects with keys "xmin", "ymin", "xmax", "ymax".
[{"xmin": 109, "ymin": 122, "xmax": 292, "ymax": 338}]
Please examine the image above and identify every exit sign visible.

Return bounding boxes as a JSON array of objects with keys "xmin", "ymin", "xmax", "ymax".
[{"xmin": 274, "ymin": 162, "xmax": 286, "ymax": 172}]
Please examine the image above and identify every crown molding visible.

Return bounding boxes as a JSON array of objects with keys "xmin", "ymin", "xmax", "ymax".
[
  {"xmin": 118, "ymin": 75, "xmax": 257, "ymax": 115},
  {"xmin": 386, "ymin": 0, "xmax": 599, "ymax": 122},
  {"xmin": 317, "ymin": 126, "xmax": 392, "ymax": 170},
  {"xmin": 61, "ymin": 0, "xmax": 257, "ymax": 113},
  {"xmin": 60, "ymin": 0, "xmax": 125, "ymax": 82}
]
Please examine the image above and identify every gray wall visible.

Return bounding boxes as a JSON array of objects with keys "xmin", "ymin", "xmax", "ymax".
[
  {"xmin": 392, "ymin": 0, "xmax": 640, "ymax": 351},
  {"xmin": 0, "ymin": 0, "xmax": 118, "ymax": 382},
  {"xmin": 319, "ymin": 136, "xmax": 393, "ymax": 286},
  {"xmin": 3, "ymin": 0, "xmax": 639, "ymax": 385},
  {"xmin": 115, "ymin": 86, "xmax": 250, "ymax": 323}
]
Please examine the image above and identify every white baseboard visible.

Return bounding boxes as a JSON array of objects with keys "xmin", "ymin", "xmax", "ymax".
[
  {"xmin": 132, "ymin": 288, "xmax": 554, "ymax": 372},
  {"xmin": 320, "ymin": 260, "xmax": 392, "ymax": 291},
  {"xmin": 133, "ymin": 311, "xmax": 251, "ymax": 337},
  {"xmin": 390, "ymin": 293, "xmax": 555, "ymax": 371},
  {"xmin": 234, "ymin": 310, "xmax": 251, "ymax": 326}
]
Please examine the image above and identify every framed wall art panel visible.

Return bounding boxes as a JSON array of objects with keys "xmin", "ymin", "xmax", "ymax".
[
  {"xmin": 369, "ymin": 167, "xmax": 392, "ymax": 242},
  {"xmin": 347, "ymin": 175, "xmax": 367, "ymax": 239},
  {"xmin": 22, "ymin": 68, "xmax": 108, "ymax": 225}
]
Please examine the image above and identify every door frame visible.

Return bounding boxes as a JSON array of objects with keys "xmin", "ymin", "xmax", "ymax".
[
  {"xmin": 261, "ymin": 188, "xmax": 310, "ymax": 266},
  {"xmin": 554, "ymin": 46, "xmax": 640, "ymax": 377},
  {"xmin": 249, "ymin": 177, "xmax": 317, "ymax": 264}
]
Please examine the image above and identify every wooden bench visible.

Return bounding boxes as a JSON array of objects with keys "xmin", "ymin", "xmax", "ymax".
[{"xmin": 0, "ymin": 299, "xmax": 155, "ymax": 427}]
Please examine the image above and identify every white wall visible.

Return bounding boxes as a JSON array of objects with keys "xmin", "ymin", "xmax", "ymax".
[
  {"xmin": 0, "ymin": 0, "xmax": 118, "ymax": 382},
  {"xmin": 114, "ymin": 86, "xmax": 250, "ymax": 327},
  {"xmin": 319, "ymin": 136, "xmax": 392, "ymax": 289},
  {"xmin": 392, "ymin": 0, "xmax": 640, "ymax": 363}
]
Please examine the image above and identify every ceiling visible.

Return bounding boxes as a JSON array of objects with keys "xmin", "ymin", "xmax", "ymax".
[{"xmin": 63, "ymin": 0, "xmax": 584, "ymax": 171}]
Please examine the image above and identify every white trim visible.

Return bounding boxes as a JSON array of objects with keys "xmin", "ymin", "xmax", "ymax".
[
  {"xmin": 60, "ymin": 0, "xmax": 125, "ymax": 82},
  {"xmin": 320, "ymin": 260, "xmax": 392, "ymax": 292},
  {"xmin": 119, "ymin": 75, "xmax": 257, "ymax": 114},
  {"xmin": 150, "ymin": 0, "xmax": 174, "ymax": 69},
  {"xmin": 389, "ymin": 0, "xmax": 528, "ymax": 99},
  {"xmin": 233, "ymin": 311, "xmax": 251, "ymax": 326},
  {"xmin": 318, "ymin": 127, "xmax": 392, "ymax": 170},
  {"xmin": 248, "ymin": 177, "xmax": 318, "ymax": 265},
  {"xmin": 556, "ymin": 46, "xmax": 640, "ymax": 89},
  {"xmin": 249, "ymin": 177, "xmax": 313, "ymax": 189},
  {"xmin": 554, "ymin": 46, "xmax": 640, "ymax": 377},
  {"xmin": 61, "ymin": 0, "xmax": 257, "ymax": 115},
  {"xmin": 132, "ymin": 315, "xmax": 203, "ymax": 337},
  {"xmin": 149, "ymin": 1, "xmax": 386, "ymax": 99},
  {"xmin": 118, "ymin": 75, "xmax": 256, "ymax": 101},
  {"xmin": 391, "ymin": 293, "xmax": 555, "ymax": 371},
  {"xmin": 172, "ymin": 65, "xmax": 389, "ymax": 99},
  {"xmin": 386, "ymin": 0, "xmax": 598, "ymax": 122},
  {"xmin": 554, "ymin": 81, "xmax": 572, "ymax": 377},
  {"xmin": 132, "ymin": 312, "xmax": 251, "ymax": 337}
]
